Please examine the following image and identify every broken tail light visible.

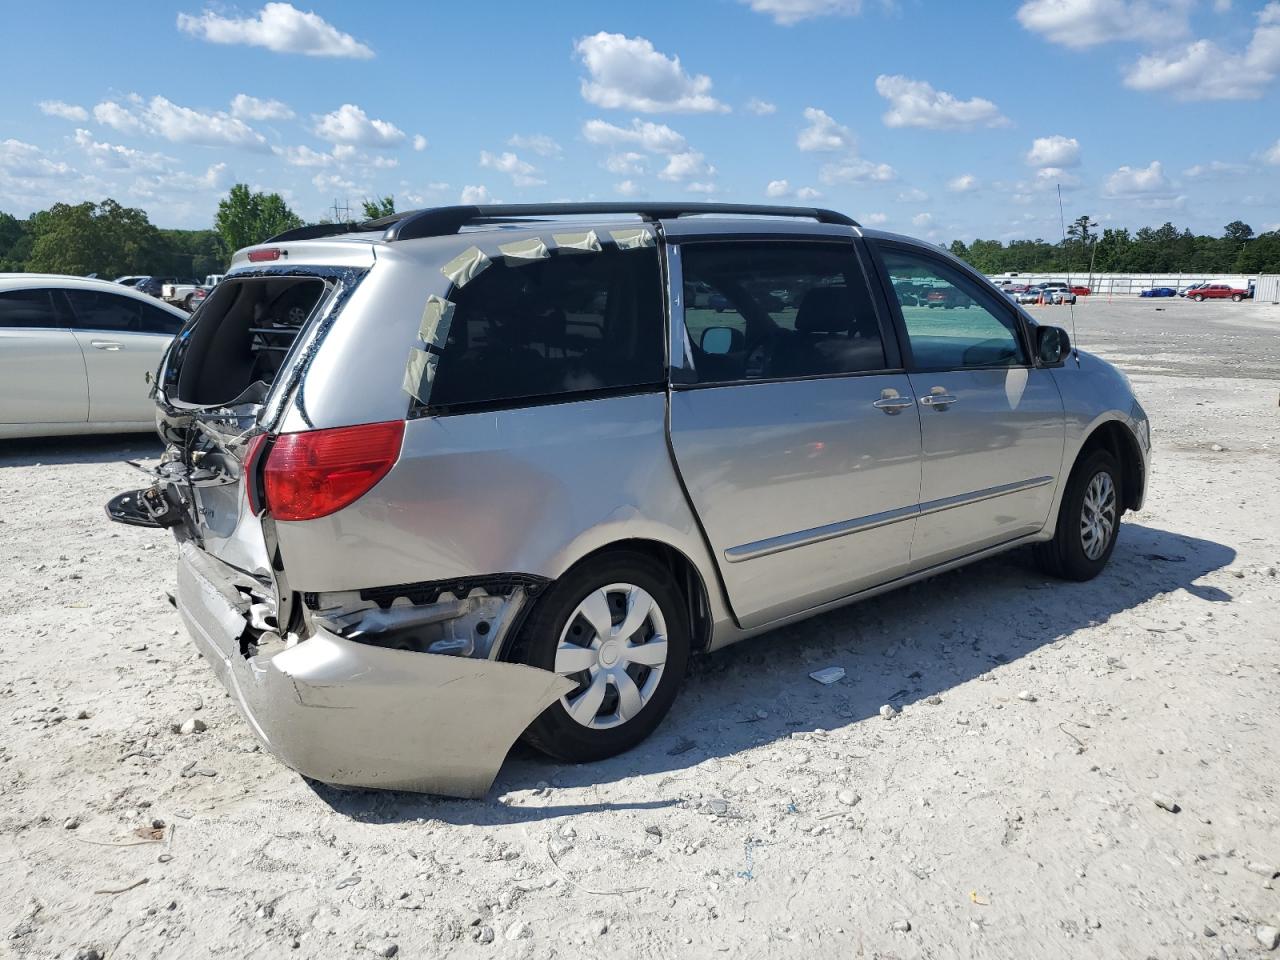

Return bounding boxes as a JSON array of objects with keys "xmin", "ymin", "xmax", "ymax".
[{"xmin": 262, "ymin": 421, "xmax": 405, "ymax": 522}]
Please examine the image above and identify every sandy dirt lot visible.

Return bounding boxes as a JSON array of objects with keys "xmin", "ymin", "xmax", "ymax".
[{"xmin": 2, "ymin": 297, "xmax": 1278, "ymax": 959}]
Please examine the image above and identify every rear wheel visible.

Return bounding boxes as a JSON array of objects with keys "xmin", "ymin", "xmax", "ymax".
[
  {"xmin": 519, "ymin": 552, "xmax": 689, "ymax": 762},
  {"xmin": 1231, "ymin": 293, "xmax": 1243, "ymax": 302},
  {"xmin": 183, "ymin": 292, "xmax": 196, "ymax": 311},
  {"xmin": 1034, "ymin": 449, "xmax": 1122, "ymax": 581}
]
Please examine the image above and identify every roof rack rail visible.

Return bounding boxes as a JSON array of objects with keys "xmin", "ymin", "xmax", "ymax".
[{"xmin": 381, "ymin": 203, "xmax": 859, "ymax": 242}]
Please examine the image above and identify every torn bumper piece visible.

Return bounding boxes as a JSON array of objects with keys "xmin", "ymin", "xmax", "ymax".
[{"xmin": 176, "ymin": 545, "xmax": 573, "ymax": 798}]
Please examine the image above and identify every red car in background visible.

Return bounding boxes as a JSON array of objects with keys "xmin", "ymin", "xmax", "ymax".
[
  {"xmin": 1070, "ymin": 285, "xmax": 1091, "ymax": 296},
  {"xmin": 1190, "ymin": 284, "xmax": 1249, "ymax": 302}
]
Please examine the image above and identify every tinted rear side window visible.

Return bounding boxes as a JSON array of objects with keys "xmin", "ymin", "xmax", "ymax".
[
  {"xmin": 429, "ymin": 244, "xmax": 665, "ymax": 410},
  {"xmin": 0, "ymin": 289, "xmax": 61, "ymax": 328},
  {"xmin": 63, "ymin": 289, "xmax": 181, "ymax": 334}
]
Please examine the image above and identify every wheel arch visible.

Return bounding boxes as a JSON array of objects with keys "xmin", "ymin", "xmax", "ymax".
[{"xmin": 1074, "ymin": 419, "xmax": 1145, "ymax": 512}]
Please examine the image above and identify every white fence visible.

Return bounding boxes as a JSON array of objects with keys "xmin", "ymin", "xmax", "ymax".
[
  {"xmin": 986, "ymin": 272, "xmax": 1267, "ymax": 298},
  {"xmin": 1255, "ymin": 275, "xmax": 1280, "ymax": 303}
]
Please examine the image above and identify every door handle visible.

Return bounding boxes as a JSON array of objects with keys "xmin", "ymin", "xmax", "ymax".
[
  {"xmin": 920, "ymin": 389, "xmax": 957, "ymax": 409},
  {"xmin": 872, "ymin": 395, "xmax": 915, "ymax": 414},
  {"xmin": 91, "ymin": 340, "xmax": 123, "ymax": 351}
]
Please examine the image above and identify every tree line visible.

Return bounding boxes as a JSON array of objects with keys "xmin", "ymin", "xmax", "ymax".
[
  {"xmin": 949, "ymin": 216, "xmax": 1280, "ymax": 276},
  {"xmin": 3, "ymin": 190, "xmax": 1277, "ymax": 278}
]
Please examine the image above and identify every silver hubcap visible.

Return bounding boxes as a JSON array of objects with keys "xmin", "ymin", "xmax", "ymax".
[
  {"xmin": 555, "ymin": 583, "xmax": 668, "ymax": 730},
  {"xmin": 1080, "ymin": 470, "xmax": 1117, "ymax": 560}
]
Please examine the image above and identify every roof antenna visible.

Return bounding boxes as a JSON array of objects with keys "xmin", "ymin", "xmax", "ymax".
[{"xmin": 1057, "ymin": 183, "xmax": 1081, "ymax": 366}]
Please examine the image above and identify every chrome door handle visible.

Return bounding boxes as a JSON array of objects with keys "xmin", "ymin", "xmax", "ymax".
[
  {"xmin": 920, "ymin": 393, "xmax": 957, "ymax": 408},
  {"xmin": 873, "ymin": 396, "xmax": 915, "ymax": 414},
  {"xmin": 91, "ymin": 340, "xmax": 123, "ymax": 351}
]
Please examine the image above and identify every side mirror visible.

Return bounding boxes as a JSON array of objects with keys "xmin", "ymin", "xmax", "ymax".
[
  {"xmin": 1036, "ymin": 325, "xmax": 1070, "ymax": 365},
  {"xmin": 700, "ymin": 326, "xmax": 737, "ymax": 355}
]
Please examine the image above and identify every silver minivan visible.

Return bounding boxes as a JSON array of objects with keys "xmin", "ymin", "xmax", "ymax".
[{"xmin": 108, "ymin": 203, "xmax": 1150, "ymax": 797}]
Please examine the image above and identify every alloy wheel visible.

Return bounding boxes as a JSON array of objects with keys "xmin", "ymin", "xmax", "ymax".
[
  {"xmin": 554, "ymin": 583, "xmax": 668, "ymax": 730},
  {"xmin": 1079, "ymin": 470, "xmax": 1118, "ymax": 561}
]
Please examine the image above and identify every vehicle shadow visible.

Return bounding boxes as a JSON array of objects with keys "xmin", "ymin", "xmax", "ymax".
[
  {"xmin": 309, "ymin": 521, "xmax": 1234, "ymax": 825},
  {"xmin": 0, "ymin": 433, "xmax": 161, "ymax": 467}
]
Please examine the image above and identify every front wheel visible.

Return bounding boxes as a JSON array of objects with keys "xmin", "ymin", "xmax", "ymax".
[
  {"xmin": 518, "ymin": 552, "xmax": 689, "ymax": 762},
  {"xmin": 1193, "ymin": 294, "xmax": 1205, "ymax": 301},
  {"xmin": 1034, "ymin": 449, "xmax": 1122, "ymax": 581}
]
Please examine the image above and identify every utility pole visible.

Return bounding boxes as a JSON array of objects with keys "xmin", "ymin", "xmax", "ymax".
[{"xmin": 329, "ymin": 198, "xmax": 352, "ymax": 223}]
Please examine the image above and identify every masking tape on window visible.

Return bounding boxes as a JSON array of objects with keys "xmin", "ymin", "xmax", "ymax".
[
  {"xmin": 498, "ymin": 237, "xmax": 550, "ymax": 264},
  {"xmin": 440, "ymin": 246, "xmax": 491, "ymax": 288},
  {"xmin": 552, "ymin": 230, "xmax": 602, "ymax": 254},
  {"xmin": 403, "ymin": 346, "xmax": 439, "ymax": 404},
  {"xmin": 417, "ymin": 295, "xmax": 455, "ymax": 351},
  {"xmin": 608, "ymin": 228, "xmax": 655, "ymax": 250}
]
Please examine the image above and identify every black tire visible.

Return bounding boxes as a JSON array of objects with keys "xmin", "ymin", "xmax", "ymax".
[
  {"xmin": 1193, "ymin": 294, "xmax": 1205, "ymax": 302},
  {"xmin": 518, "ymin": 552, "xmax": 690, "ymax": 762},
  {"xmin": 1231, "ymin": 293, "xmax": 1243, "ymax": 302},
  {"xmin": 1034, "ymin": 449, "xmax": 1123, "ymax": 581},
  {"xmin": 183, "ymin": 293, "xmax": 196, "ymax": 311}
]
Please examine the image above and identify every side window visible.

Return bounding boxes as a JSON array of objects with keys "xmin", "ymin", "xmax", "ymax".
[
  {"xmin": 63, "ymin": 290, "xmax": 146, "ymax": 332},
  {"xmin": 428, "ymin": 244, "xmax": 665, "ymax": 410},
  {"xmin": 0, "ymin": 289, "xmax": 61, "ymax": 329},
  {"xmin": 681, "ymin": 242, "xmax": 886, "ymax": 383},
  {"xmin": 881, "ymin": 249, "xmax": 1027, "ymax": 369},
  {"xmin": 138, "ymin": 303, "xmax": 183, "ymax": 335}
]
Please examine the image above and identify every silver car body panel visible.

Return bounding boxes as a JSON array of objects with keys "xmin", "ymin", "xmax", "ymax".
[{"xmin": 119, "ymin": 215, "xmax": 1150, "ymax": 796}]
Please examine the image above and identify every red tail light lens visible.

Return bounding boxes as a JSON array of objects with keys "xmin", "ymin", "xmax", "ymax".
[
  {"xmin": 262, "ymin": 421, "xmax": 404, "ymax": 522},
  {"xmin": 247, "ymin": 248, "xmax": 282, "ymax": 262}
]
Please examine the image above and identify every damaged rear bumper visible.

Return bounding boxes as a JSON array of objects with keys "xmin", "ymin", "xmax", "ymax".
[{"xmin": 176, "ymin": 543, "xmax": 573, "ymax": 798}]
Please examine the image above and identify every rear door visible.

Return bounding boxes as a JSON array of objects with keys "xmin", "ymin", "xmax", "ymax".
[
  {"xmin": 62, "ymin": 288, "xmax": 183, "ymax": 423},
  {"xmin": 666, "ymin": 236, "xmax": 922, "ymax": 629},
  {"xmin": 871, "ymin": 242, "xmax": 1065, "ymax": 568},
  {"xmin": 0, "ymin": 288, "xmax": 88, "ymax": 426}
]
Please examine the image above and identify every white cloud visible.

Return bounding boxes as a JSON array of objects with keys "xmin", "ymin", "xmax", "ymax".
[
  {"xmin": 1016, "ymin": 0, "xmax": 1191, "ymax": 48},
  {"xmin": 740, "ymin": 0, "xmax": 863, "ymax": 25},
  {"xmin": 896, "ymin": 188, "xmax": 928, "ymax": 203},
  {"xmin": 131, "ymin": 162, "xmax": 229, "ymax": 197},
  {"xmin": 507, "ymin": 133, "xmax": 561, "ymax": 157},
  {"xmin": 685, "ymin": 182, "xmax": 717, "ymax": 193},
  {"xmin": 795, "ymin": 186, "xmax": 821, "ymax": 200},
  {"xmin": 412, "ymin": 134, "xmax": 428, "ymax": 151},
  {"xmin": 603, "ymin": 152, "xmax": 647, "ymax": 175},
  {"xmin": 1182, "ymin": 159, "xmax": 1249, "ymax": 177},
  {"xmin": 1264, "ymin": 140, "xmax": 1280, "ymax": 165},
  {"xmin": 766, "ymin": 178, "xmax": 791, "ymax": 197},
  {"xmin": 615, "ymin": 179, "xmax": 644, "ymax": 196},
  {"xmin": 1123, "ymin": 4, "xmax": 1280, "ymax": 100},
  {"xmin": 861, "ymin": 212, "xmax": 889, "ymax": 226},
  {"xmin": 819, "ymin": 157, "xmax": 896, "ymax": 184},
  {"xmin": 1102, "ymin": 160, "xmax": 1172, "ymax": 196},
  {"xmin": 93, "ymin": 100, "xmax": 145, "ymax": 135},
  {"xmin": 1032, "ymin": 166, "xmax": 1082, "ymax": 188},
  {"xmin": 0, "ymin": 139, "xmax": 73, "ymax": 178},
  {"xmin": 93, "ymin": 95, "xmax": 268, "ymax": 150},
  {"xmin": 875, "ymin": 75, "xmax": 1009, "ymax": 130},
  {"xmin": 39, "ymin": 100, "xmax": 88, "ymax": 122},
  {"xmin": 797, "ymin": 107, "xmax": 854, "ymax": 152},
  {"xmin": 659, "ymin": 151, "xmax": 716, "ymax": 182},
  {"xmin": 574, "ymin": 32, "xmax": 728, "ymax": 113},
  {"xmin": 912, "ymin": 213, "xmax": 933, "ymax": 226},
  {"xmin": 72, "ymin": 129, "xmax": 172, "ymax": 171},
  {"xmin": 479, "ymin": 150, "xmax": 545, "ymax": 187},
  {"xmin": 460, "ymin": 184, "xmax": 496, "ymax": 204},
  {"xmin": 582, "ymin": 118, "xmax": 687, "ymax": 154},
  {"xmin": 176, "ymin": 2, "xmax": 373, "ymax": 58},
  {"xmin": 312, "ymin": 172, "xmax": 361, "ymax": 194},
  {"xmin": 230, "ymin": 93, "xmax": 294, "ymax": 120},
  {"xmin": 274, "ymin": 144, "xmax": 334, "ymax": 168},
  {"xmin": 745, "ymin": 97, "xmax": 777, "ymax": 115},
  {"xmin": 314, "ymin": 104, "xmax": 406, "ymax": 148},
  {"xmin": 1026, "ymin": 134, "xmax": 1081, "ymax": 167},
  {"xmin": 947, "ymin": 173, "xmax": 980, "ymax": 193}
]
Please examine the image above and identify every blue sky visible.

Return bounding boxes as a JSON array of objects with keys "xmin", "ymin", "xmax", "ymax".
[{"xmin": 3, "ymin": 0, "xmax": 1278, "ymax": 241}]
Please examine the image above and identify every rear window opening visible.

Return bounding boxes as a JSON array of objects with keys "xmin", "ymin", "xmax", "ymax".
[{"xmin": 168, "ymin": 276, "xmax": 328, "ymax": 406}]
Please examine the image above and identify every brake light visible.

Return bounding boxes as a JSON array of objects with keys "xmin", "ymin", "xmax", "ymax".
[
  {"xmin": 261, "ymin": 421, "xmax": 404, "ymax": 522},
  {"xmin": 248, "ymin": 248, "xmax": 282, "ymax": 262},
  {"xmin": 243, "ymin": 433, "xmax": 269, "ymax": 515}
]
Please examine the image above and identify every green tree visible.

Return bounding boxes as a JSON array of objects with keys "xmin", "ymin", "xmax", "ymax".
[
  {"xmin": 25, "ymin": 199, "xmax": 160, "ymax": 277},
  {"xmin": 0, "ymin": 212, "xmax": 27, "ymax": 271},
  {"xmin": 1223, "ymin": 220, "xmax": 1253, "ymax": 244},
  {"xmin": 214, "ymin": 184, "xmax": 303, "ymax": 256},
  {"xmin": 361, "ymin": 195, "xmax": 396, "ymax": 220}
]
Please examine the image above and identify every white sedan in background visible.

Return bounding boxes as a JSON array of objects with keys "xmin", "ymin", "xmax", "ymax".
[{"xmin": 0, "ymin": 275, "xmax": 188, "ymax": 440}]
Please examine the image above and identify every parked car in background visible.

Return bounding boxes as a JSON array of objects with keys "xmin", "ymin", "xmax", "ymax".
[
  {"xmin": 1139, "ymin": 287, "xmax": 1178, "ymax": 298},
  {"xmin": 1189, "ymin": 284, "xmax": 1250, "ymax": 302},
  {"xmin": 1039, "ymin": 282, "xmax": 1077, "ymax": 305},
  {"xmin": 1016, "ymin": 285, "xmax": 1045, "ymax": 304},
  {"xmin": 1070, "ymin": 285, "xmax": 1091, "ymax": 296},
  {"xmin": 134, "ymin": 276, "xmax": 181, "ymax": 299},
  {"xmin": 0, "ymin": 274, "xmax": 187, "ymax": 439},
  {"xmin": 114, "ymin": 275, "xmax": 148, "ymax": 288},
  {"xmin": 925, "ymin": 286, "xmax": 972, "ymax": 308},
  {"xmin": 1178, "ymin": 282, "xmax": 1208, "ymax": 298},
  {"xmin": 105, "ymin": 201, "xmax": 1150, "ymax": 798}
]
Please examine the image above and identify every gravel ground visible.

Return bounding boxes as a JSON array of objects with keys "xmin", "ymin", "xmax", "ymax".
[{"xmin": 2, "ymin": 298, "xmax": 1278, "ymax": 959}]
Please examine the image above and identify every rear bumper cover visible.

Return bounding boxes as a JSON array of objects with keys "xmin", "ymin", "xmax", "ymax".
[{"xmin": 176, "ymin": 544, "xmax": 573, "ymax": 797}]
